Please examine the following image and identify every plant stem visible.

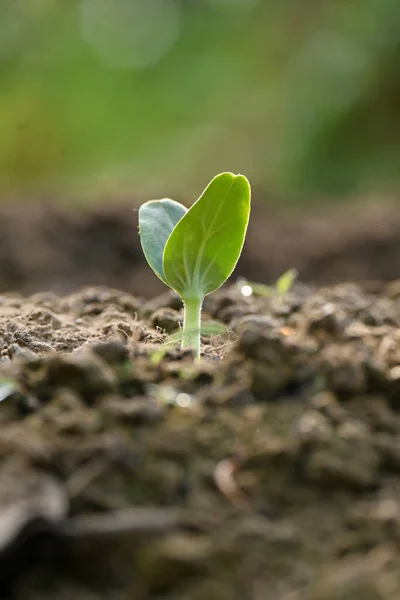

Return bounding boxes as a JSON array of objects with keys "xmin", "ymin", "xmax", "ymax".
[{"xmin": 182, "ymin": 296, "xmax": 202, "ymax": 358}]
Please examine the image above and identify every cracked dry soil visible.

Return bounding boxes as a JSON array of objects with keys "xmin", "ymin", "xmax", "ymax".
[{"xmin": 1, "ymin": 281, "xmax": 400, "ymax": 598}]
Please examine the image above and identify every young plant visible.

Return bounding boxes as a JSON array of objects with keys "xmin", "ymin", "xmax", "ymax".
[
  {"xmin": 139, "ymin": 172, "xmax": 251, "ymax": 358},
  {"xmin": 244, "ymin": 268, "xmax": 298, "ymax": 298}
]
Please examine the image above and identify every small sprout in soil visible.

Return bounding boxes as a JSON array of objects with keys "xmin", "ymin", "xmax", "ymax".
[
  {"xmin": 240, "ymin": 268, "xmax": 298, "ymax": 298},
  {"xmin": 165, "ymin": 321, "xmax": 227, "ymax": 347},
  {"xmin": 275, "ymin": 268, "xmax": 298, "ymax": 296},
  {"xmin": 139, "ymin": 173, "xmax": 251, "ymax": 358}
]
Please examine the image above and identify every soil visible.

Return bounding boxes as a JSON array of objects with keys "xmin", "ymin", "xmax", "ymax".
[
  {"xmin": 1, "ymin": 280, "xmax": 400, "ymax": 599},
  {"xmin": 0, "ymin": 197, "xmax": 400, "ymax": 296}
]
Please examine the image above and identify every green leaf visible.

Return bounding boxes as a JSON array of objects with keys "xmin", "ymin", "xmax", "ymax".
[
  {"xmin": 248, "ymin": 282, "xmax": 275, "ymax": 297},
  {"xmin": 275, "ymin": 268, "xmax": 298, "ymax": 296},
  {"xmin": 163, "ymin": 173, "xmax": 251, "ymax": 299},
  {"xmin": 165, "ymin": 320, "xmax": 227, "ymax": 346},
  {"xmin": 139, "ymin": 198, "xmax": 187, "ymax": 283},
  {"xmin": 200, "ymin": 321, "xmax": 227, "ymax": 336}
]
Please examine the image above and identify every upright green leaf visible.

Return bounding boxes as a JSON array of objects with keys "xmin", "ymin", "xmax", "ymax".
[
  {"xmin": 139, "ymin": 199, "xmax": 187, "ymax": 283},
  {"xmin": 163, "ymin": 173, "xmax": 251, "ymax": 299},
  {"xmin": 275, "ymin": 268, "xmax": 298, "ymax": 296}
]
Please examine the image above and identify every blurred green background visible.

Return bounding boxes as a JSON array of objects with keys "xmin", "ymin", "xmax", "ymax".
[{"xmin": 1, "ymin": 0, "xmax": 399, "ymax": 201}]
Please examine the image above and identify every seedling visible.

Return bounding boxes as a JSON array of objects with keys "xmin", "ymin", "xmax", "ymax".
[
  {"xmin": 241, "ymin": 268, "xmax": 298, "ymax": 298},
  {"xmin": 139, "ymin": 172, "xmax": 251, "ymax": 358}
]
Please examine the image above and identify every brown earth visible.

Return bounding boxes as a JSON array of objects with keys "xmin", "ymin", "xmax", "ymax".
[
  {"xmin": 1, "ymin": 281, "xmax": 400, "ymax": 598},
  {"xmin": 0, "ymin": 197, "xmax": 399, "ymax": 296}
]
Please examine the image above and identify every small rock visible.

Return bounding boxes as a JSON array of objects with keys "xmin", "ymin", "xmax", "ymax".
[
  {"xmin": 91, "ymin": 339, "xmax": 129, "ymax": 364},
  {"xmin": 35, "ymin": 351, "xmax": 116, "ymax": 404},
  {"xmin": 138, "ymin": 534, "xmax": 214, "ymax": 591},
  {"xmin": 151, "ymin": 308, "xmax": 182, "ymax": 334},
  {"xmin": 305, "ymin": 435, "xmax": 379, "ymax": 489}
]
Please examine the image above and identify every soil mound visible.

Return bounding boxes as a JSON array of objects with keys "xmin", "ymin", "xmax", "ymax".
[{"xmin": 0, "ymin": 282, "xmax": 400, "ymax": 598}]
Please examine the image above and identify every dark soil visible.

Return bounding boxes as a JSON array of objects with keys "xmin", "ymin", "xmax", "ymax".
[
  {"xmin": 2, "ymin": 281, "xmax": 400, "ymax": 598},
  {"xmin": 1, "ymin": 197, "xmax": 400, "ymax": 296}
]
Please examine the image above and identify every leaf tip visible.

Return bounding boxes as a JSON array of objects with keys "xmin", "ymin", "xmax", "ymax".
[
  {"xmin": 216, "ymin": 172, "xmax": 251, "ymax": 196},
  {"xmin": 234, "ymin": 173, "xmax": 251, "ymax": 194},
  {"xmin": 210, "ymin": 171, "xmax": 250, "ymax": 191}
]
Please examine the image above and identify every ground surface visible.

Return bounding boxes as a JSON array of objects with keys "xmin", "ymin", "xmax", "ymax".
[
  {"xmin": 1, "ymin": 197, "xmax": 400, "ymax": 295},
  {"xmin": 1, "ymin": 281, "xmax": 400, "ymax": 599}
]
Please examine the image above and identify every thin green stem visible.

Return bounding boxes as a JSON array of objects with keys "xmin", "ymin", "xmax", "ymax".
[{"xmin": 181, "ymin": 296, "xmax": 203, "ymax": 358}]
